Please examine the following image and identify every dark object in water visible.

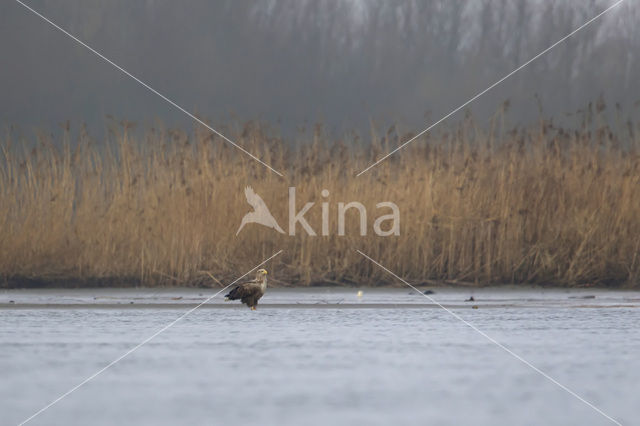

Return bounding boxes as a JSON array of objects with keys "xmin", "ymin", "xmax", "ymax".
[
  {"xmin": 465, "ymin": 296, "xmax": 475, "ymax": 302},
  {"xmin": 472, "ymin": 305, "xmax": 479, "ymax": 309},
  {"xmin": 423, "ymin": 290, "xmax": 435, "ymax": 295},
  {"xmin": 568, "ymin": 295, "xmax": 596, "ymax": 299},
  {"xmin": 9, "ymin": 300, "xmax": 15, "ymax": 303}
]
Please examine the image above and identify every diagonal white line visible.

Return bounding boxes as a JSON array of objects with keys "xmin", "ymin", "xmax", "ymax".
[
  {"xmin": 17, "ymin": 250, "xmax": 284, "ymax": 426},
  {"xmin": 356, "ymin": 249, "xmax": 622, "ymax": 425},
  {"xmin": 356, "ymin": 0, "xmax": 627, "ymax": 177},
  {"xmin": 13, "ymin": 0, "xmax": 284, "ymax": 177}
]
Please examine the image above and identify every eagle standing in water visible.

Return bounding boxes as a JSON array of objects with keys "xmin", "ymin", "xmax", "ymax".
[{"xmin": 224, "ymin": 269, "xmax": 268, "ymax": 310}]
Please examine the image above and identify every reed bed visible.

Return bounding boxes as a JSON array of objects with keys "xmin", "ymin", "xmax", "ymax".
[{"xmin": 1, "ymin": 113, "xmax": 639, "ymax": 288}]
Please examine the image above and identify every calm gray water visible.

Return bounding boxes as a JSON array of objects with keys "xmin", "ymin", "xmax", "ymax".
[{"xmin": 1, "ymin": 288, "xmax": 639, "ymax": 426}]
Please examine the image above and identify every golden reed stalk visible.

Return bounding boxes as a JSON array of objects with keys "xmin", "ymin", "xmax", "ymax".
[{"xmin": 1, "ymin": 114, "xmax": 639, "ymax": 288}]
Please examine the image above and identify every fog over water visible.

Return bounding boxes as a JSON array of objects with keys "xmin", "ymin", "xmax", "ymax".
[{"xmin": 1, "ymin": 0, "xmax": 638, "ymax": 138}]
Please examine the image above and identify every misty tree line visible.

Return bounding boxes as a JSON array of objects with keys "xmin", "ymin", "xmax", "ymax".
[
  {"xmin": 250, "ymin": 0, "xmax": 636, "ymax": 81},
  {"xmin": 247, "ymin": 0, "xmax": 638, "ymax": 125},
  {"xmin": 2, "ymin": 0, "xmax": 638, "ymax": 134}
]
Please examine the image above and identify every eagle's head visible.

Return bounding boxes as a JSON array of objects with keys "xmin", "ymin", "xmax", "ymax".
[{"xmin": 256, "ymin": 268, "xmax": 268, "ymax": 289}]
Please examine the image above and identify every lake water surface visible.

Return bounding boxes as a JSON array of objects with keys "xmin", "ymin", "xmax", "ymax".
[{"xmin": 1, "ymin": 288, "xmax": 639, "ymax": 425}]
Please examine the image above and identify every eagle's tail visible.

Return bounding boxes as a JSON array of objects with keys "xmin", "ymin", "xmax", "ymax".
[{"xmin": 225, "ymin": 287, "xmax": 239, "ymax": 300}]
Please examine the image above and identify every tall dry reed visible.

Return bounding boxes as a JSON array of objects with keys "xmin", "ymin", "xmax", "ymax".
[{"xmin": 1, "ymin": 113, "xmax": 639, "ymax": 287}]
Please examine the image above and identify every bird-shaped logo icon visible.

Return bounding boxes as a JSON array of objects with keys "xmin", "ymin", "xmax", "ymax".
[{"xmin": 236, "ymin": 186, "xmax": 285, "ymax": 235}]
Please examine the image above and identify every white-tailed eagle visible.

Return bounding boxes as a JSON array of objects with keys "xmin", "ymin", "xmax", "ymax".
[{"xmin": 224, "ymin": 268, "xmax": 268, "ymax": 310}]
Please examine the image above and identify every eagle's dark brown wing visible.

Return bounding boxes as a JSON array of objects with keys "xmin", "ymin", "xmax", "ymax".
[{"xmin": 224, "ymin": 281, "xmax": 265, "ymax": 308}]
